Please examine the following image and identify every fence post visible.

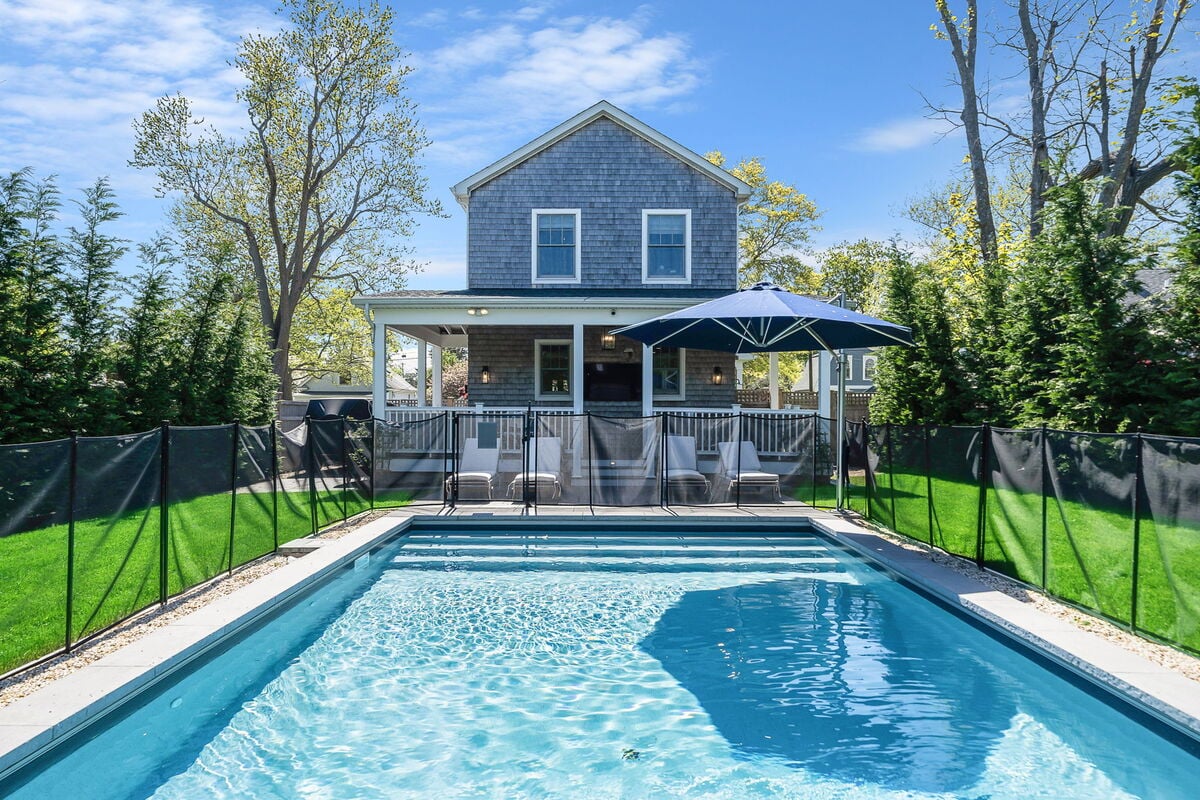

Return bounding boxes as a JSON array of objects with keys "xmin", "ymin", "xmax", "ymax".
[
  {"xmin": 1130, "ymin": 428, "xmax": 1145, "ymax": 633},
  {"xmin": 369, "ymin": 416, "xmax": 377, "ymax": 510},
  {"xmin": 448, "ymin": 413, "xmax": 458, "ymax": 507},
  {"xmin": 736, "ymin": 412, "xmax": 743, "ymax": 508},
  {"xmin": 228, "ymin": 421, "xmax": 239, "ymax": 575},
  {"xmin": 270, "ymin": 423, "xmax": 279, "ymax": 552},
  {"xmin": 811, "ymin": 414, "xmax": 819, "ymax": 508},
  {"xmin": 885, "ymin": 422, "xmax": 897, "ymax": 530},
  {"xmin": 64, "ymin": 430, "xmax": 78, "ymax": 652},
  {"xmin": 159, "ymin": 420, "xmax": 170, "ymax": 604},
  {"xmin": 306, "ymin": 416, "xmax": 317, "ymax": 534},
  {"xmin": 924, "ymin": 423, "xmax": 934, "ymax": 546},
  {"xmin": 340, "ymin": 415, "xmax": 348, "ymax": 521},
  {"xmin": 976, "ymin": 423, "xmax": 990, "ymax": 568},
  {"xmin": 587, "ymin": 412, "xmax": 595, "ymax": 512},
  {"xmin": 660, "ymin": 413, "xmax": 669, "ymax": 508},
  {"xmin": 1040, "ymin": 424, "xmax": 1049, "ymax": 590},
  {"xmin": 442, "ymin": 411, "xmax": 450, "ymax": 508},
  {"xmin": 863, "ymin": 420, "xmax": 873, "ymax": 522}
]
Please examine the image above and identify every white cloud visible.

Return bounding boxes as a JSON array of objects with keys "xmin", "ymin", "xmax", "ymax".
[
  {"xmin": 414, "ymin": 11, "xmax": 703, "ymax": 169},
  {"xmin": 850, "ymin": 117, "xmax": 955, "ymax": 152}
]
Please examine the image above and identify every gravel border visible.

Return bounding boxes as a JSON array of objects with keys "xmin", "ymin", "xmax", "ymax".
[
  {"xmin": 846, "ymin": 515, "xmax": 1200, "ymax": 683},
  {"xmin": 0, "ymin": 510, "xmax": 393, "ymax": 708}
]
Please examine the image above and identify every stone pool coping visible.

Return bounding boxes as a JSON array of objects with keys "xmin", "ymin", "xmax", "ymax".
[{"xmin": 0, "ymin": 507, "xmax": 1197, "ymax": 779}]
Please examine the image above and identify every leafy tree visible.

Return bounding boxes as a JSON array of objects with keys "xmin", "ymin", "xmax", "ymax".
[
  {"xmin": 63, "ymin": 177, "xmax": 127, "ymax": 432},
  {"xmin": 289, "ymin": 287, "xmax": 375, "ymax": 390},
  {"xmin": 813, "ymin": 238, "xmax": 894, "ymax": 314},
  {"xmin": 1001, "ymin": 179, "xmax": 1156, "ymax": 431},
  {"xmin": 870, "ymin": 248, "xmax": 974, "ymax": 424},
  {"xmin": 1151, "ymin": 93, "xmax": 1200, "ymax": 433},
  {"xmin": 932, "ymin": 0, "xmax": 1194, "ymax": 261},
  {"xmin": 0, "ymin": 171, "xmax": 67, "ymax": 443},
  {"xmin": 116, "ymin": 239, "xmax": 180, "ymax": 431},
  {"xmin": 131, "ymin": 0, "xmax": 442, "ymax": 399},
  {"xmin": 704, "ymin": 151, "xmax": 821, "ymax": 289}
]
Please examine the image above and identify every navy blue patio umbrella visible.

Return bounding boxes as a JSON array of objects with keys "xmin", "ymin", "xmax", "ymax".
[
  {"xmin": 611, "ymin": 282, "xmax": 914, "ymax": 507},
  {"xmin": 611, "ymin": 281, "xmax": 913, "ymax": 353}
]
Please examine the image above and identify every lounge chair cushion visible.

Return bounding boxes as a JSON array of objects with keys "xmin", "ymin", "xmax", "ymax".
[
  {"xmin": 717, "ymin": 441, "xmax": 764, "ymax": 476},
  {"xmin": 666, "ymin": 468, "xmax": 709, "ymax": 484},
  {"xmin": 666, "ymin": 435, "xmax": 700, "ymax": 472},
  {"xmin": 730, "ymin": 470, "xmax": 779, "ymax": 484}
]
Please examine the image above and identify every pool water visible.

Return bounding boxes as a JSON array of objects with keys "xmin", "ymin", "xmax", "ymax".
[{"xmin": 3, "ymin": 525, "xmax": 1199, "ymax": 798}]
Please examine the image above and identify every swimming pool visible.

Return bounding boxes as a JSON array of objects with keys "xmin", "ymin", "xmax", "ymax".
[{"xmin": 2, "ymin": 521, "xmax": 1198, "ymax": 798}]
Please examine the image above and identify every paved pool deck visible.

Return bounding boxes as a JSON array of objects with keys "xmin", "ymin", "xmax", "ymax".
[{"xmin": 1, "ymin": 503, "xmax": 1198, "ymax": 779}]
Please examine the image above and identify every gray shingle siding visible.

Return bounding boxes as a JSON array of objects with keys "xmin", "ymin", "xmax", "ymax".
[
  {"xmin": 467, "ymin": 117, "xmax": 738, "ymax": 291},
  {"xmin": 466, "ymin": 325, "xmax": 734, "ymax": 410}
]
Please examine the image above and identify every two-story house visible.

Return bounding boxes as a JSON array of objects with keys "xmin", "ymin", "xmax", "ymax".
[{"xmin": 354, "ymin": 101, "xmax": 753, "ymax": 418}]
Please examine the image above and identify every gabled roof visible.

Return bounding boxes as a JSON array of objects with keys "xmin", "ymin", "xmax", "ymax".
[{"xmin": 450, "ymin": 100, "xmax": 754, "ymax": 210}]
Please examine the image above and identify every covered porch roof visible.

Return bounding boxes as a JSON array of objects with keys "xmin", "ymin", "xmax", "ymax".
[{"xmin": 351, "ymin": 288, "xmax": 730, "ymax": 347}]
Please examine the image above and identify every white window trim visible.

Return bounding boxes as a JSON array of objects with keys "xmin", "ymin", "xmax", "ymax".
[
  {"xmin": 863, "ymin": 355, "xmax": 877, "ymax": 381},
  {"xmin": 534, "ymin": 338, "xmax": 574, "ymax": 401},
  {"xmin": 642, "ymin": 209, "xmax": 692, "ymax": 284},
  {"xmin": 531, "ymin": 209, "xmax": 582, "ymax": 284},
  {"xmin": 652, "ymin": 347, "xmax": 687, "ymax": 401}
]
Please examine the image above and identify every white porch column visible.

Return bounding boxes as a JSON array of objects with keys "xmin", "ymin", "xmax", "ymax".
[
  {"xmin": 431, "ymin": 345, "xmax": 443, "ymax": 408},
  {"xmin": 416, "ymin": 340, "xmax": 428, "ymax": 408},
  {"xmin": 768, "ymin": 352, "xmax": 781, "ymax": 409},
  {"xmin": 372, "ymin": 319, "xmax": 387, "ymax": 419},
  {"xmin": 572, "ymin": 323, "xmax": 584, "ymax": 413},
  {"xmin": 817, "ymin": 351, "xmax": 832, "ymax": 418},
  {"xmin": 642, "ymin": 344, "xmax": 654, "ymax": 416}
]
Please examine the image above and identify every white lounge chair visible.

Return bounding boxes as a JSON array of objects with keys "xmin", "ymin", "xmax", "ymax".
[
  {"xmin": 446, "ymin": 438, "xmax": 500, "ymax": 500},
  {"xmin": 717, "ymin": 440, "xmax": 782, "ymax": 502},
  {"xmin": 665, "ymin": 435, "xmax": 710, "ymax": 503},
  {"xmin": 507, "ymin": 436, "xmax": 563, "ymax": 501}
]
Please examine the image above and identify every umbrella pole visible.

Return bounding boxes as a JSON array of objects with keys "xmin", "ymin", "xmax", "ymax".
[{"xmin": 836, "ymin": 350, "xmax": 846, "ymax": 509}]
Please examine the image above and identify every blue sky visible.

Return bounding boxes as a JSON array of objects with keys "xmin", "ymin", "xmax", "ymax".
[{"xmin": 0, "ymin": 0, "xmax": 969, "ymax": 289}]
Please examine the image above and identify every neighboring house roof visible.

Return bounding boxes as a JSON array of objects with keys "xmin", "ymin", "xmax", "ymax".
[{"xmin": 449, "ymin": 100, "xmax": 755, "ymax": 210}]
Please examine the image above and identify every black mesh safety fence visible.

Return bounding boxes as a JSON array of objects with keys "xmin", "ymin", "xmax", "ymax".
[
  {"xmin": 865, "ymin": 424, "xmax": 895, "ymax": 530},
  {"xmin": 582, "ymin": 414, "xmax": 661, "ymax": 507},
  {"xmin": 1138, "ymin": 434, "xmax": 1200, "ymax": 652},
  {"xmin": 844, "ymin": 420, "xmax": 871, "ymax": 517},
  {"xmin": 373, "ymin": 413, "xmax": 449, "ymax": 506},
  {"xmin": 1045, "ymin": 430, "xmax": 1137, "ymax": 625},
  {"xmin": 533, "ymin": 413, "xmax": 587, "ymax": 505},
  {"xmin": 984, "ymin": 427, "xmax": 1044, "ymax": 583},
  {"xmin": 344, "ymin": 420, "xmax": 373, "ymax": 517},
  {"xmin": 71, "ymin": 429, "xmax": 163, "ymax": 643},
  {"xmin": 662, "ymin": 412, "xmax": 738, "ymax": 506},
  {"xmin": 276, "ymin": 420, "xmax": 314, "ymax": 543},
  {"xmin": 926, "ymin": 426, "xmax": 982, "ymax": 559},
  {"xmin": 888, "ymin": 425, "xmax": 932, "ymax": 543},
  {"xmin": 0, "ymin": 438, "xmax": 71, "ymax": 674},
  {"xmin": 233, "ymin": 424, "xmax": 277, "ymax": 567},
  {"xmin": 166, "ymin": 425, "xmax": 236, "ymax": 594},
  {"xmin": 450, "ymin": 412, "xmax": 524, "ymax": 504},
  {"xmin": 310, "ymin": 418, "xmax": 347, "ymax": 529},
  {"xmin": 6, "ymin": 413, "xmax": 1200, "ymax": 677}
]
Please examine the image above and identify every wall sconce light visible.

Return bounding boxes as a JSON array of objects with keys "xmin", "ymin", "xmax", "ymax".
[
  {"xmin": 712, "ymin": 366, "xmax": 724, "ymax": 385},
  {"xmin": 466, "ymin": 307, "xmax": 489, "ymax": 316},
  {"xmin": 601, "ymin": 332, "xmax": 616, "ymax": 350},
  {"xmin": 623, "ymin": 347, "xmax": 635, "ymax": 361},
  {"xmin": 480, "ymin": 365, "xmax": 491, "ymax": 384}
]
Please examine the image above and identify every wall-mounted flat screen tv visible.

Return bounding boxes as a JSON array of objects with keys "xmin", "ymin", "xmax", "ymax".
[{"xmin": 584, "ymin": 362, "xmax": 642, "ymax": 401}]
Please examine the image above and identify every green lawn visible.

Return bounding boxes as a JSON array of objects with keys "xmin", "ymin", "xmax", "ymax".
[
  {"xmin": 858, "ymin": 469, "xmax": 1200, "ymax": 654},
  {"xmin": 0, "ymin": 484, "xmax": 412, "ymax": 675}
]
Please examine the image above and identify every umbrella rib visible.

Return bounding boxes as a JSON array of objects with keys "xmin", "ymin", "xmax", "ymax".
[
  {"xmin": 847, "ymin": 321, "xmax": 914, "ymax": 346},
  {"xmin": 763, "ymin": 317, "xmax": 818, "ymax": 348},
  {"xmin": 649, "ymin": 316, "xmax": 707, "ymax": 347}
]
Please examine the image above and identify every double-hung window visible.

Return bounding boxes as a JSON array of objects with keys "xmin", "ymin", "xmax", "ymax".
[
  {"xmin": 532, "ymin": 209, "xmax": 581, "ymax": 282},
  {"xmin": 642, "ymin": 210, "xmax": 691, "ymax": 283},
  {"xmin": 652, "ymin": 346, "xmax": 685, "ymax": 400},
  {"xmin": 535, "ymin": 339, "xmax": 572, "ymax": 399}
]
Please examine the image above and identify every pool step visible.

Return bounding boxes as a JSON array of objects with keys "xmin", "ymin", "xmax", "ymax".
[
  {"xmin": 386, "ymin": 554, "xmax": 851, "ymax": 577},
  {"xmin": 398, "ymin": 544, "xmax": 831, "ymax": 559},
  {"xmin": 403, "ymin": 534, "xmax": 822, "ymax": 547}
]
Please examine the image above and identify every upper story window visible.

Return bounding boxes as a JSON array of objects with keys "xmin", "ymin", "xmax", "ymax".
[
  {"xmin": 642, "ymin": 209, "xmax": 691, "ymax": 283},
  {"xmin": 863, "ymin": 355, "xmax": 877, "ymax": 381},
  {"xmin": 532, "ymin": 209, "xmax": 581, "ymax": 283}
]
